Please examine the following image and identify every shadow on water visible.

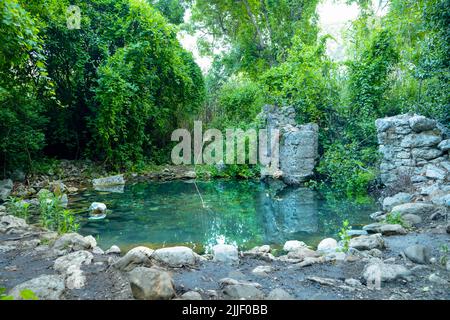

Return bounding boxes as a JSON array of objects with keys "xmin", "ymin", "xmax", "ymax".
[{"xmin": 71, "ymin": 180, "xmax": 379, "ymax": 253}]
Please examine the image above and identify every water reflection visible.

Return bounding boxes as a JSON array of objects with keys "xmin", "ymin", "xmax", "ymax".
[{"xmin": 72, "ymin": 180, "xmax": 378, "ymax": 252}]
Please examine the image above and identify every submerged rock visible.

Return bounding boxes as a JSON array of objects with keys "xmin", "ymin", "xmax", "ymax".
[
  {"xmin": 9, "ymin": 275, "xmax": 65, "ymax": 300},
  {"xmin": 92, "ymin": 174, "xmax": 125, "ymax": 186},
  {"xmin": 128, "ymin": 267, "xmax": 175, "ymax": 300},
  {"xmin": 89, "ymin": 202, "xmax": 107, "ymax": 215}
]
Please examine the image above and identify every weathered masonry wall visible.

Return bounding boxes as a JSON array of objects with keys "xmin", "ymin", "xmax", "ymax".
[
  {"xmin": 376, "ymin": 114, "xmax": 450, "ymax": 196},
  {"xmin": 259, "ymin": 105, "xmax": 319, "ymax": 185}
]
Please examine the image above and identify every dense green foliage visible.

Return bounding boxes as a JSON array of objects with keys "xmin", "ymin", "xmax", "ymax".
[
  {"xmin": 0, "ymin": 0, "xmax": 51, "ymax": 175},
  {"xmin": 0, "ymin": 0, "xmax": 204, "ymax": 174},
  {"xmin": 1, "ymin": 0, "xmax": 448, "ymax": 196},
  {"xmin": 192, "ymin": 0, "xmax": 449, "ymax": 196}
]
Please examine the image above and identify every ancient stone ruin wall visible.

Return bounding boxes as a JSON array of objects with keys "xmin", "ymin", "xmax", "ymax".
[
  {"xmin": 259, "ymin": 105, "xmax": 319, "ymax": 185},
  {"xmin": 375, "ymin": 114, "xmax": 450, "ymax": 192}
]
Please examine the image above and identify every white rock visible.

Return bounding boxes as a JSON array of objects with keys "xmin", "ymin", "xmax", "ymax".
[
  {"xmin": 84, "ymin": 235, "xmax": 97, "ymax": 248},
  {"xmin": 252, "ymin": 265, "xmax": 273, "ymax": 276},
  {"xmin": 65, "ymin": 265, "xmax": 86, "ymax": 289},
  {"xmin": 89, "ymin": 202, "xmax": 107, "ymax": 214},
  {"xmin": 128, "ymin": 267, "xmax": 175, "ymax": 300},
  {"xmin": 53, "ymin": 233, "xmax": 92, "ymax": 251},
  {"xmin": 105, "ymin": 245, "xmax": 121, "ymax": 255},
  {"xmin": 212, "ymin": 244, "xmax": 239, "ymax": 264},
  {"xmin": 8, "ymin": 275, "xmax": 65, "ymax": 300},
  {"xmin": 152, "ymin": 246, "xmax": 198, "ymax": 267},
  {"xmin": 92, "ymin": 246, "xmax": 104, "ymax": 255},
  {"xmin": 363, "ymin": 223, "xmax": 407, "ymax": 236},
  {"xmin": 112, "ymin": 246, "xmax": 153, "ymax": 271},
  {"xmin": 363, "ymin": 262, "xmax": 411, "ymax": 283},
  {"xmin": 317, "ymin": 238, "xmax": 338, "ymax": 252},
  {"xmin": 54, "ymin": 250, "xmax": 93, "ymax": 273},
  {"xmin": 0, "ymin": 215, "xmax": 28, "ymax": 234},
  {"xmin": 349, "ymin": 234, "xmax": 385, "ymax": 251},
  {"xmin": 283, "ymin": 240, "xmax": 308, "ymax": 252}
]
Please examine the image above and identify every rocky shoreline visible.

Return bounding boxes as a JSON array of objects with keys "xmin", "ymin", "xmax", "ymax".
[{"xmin": 1, "ymin": 199, "xmax": 449, "ymax": 300}]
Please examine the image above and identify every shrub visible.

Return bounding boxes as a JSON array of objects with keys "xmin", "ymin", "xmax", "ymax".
[
  {"xmin": 38, "ymin": 190, "xmax": 78, "ymax": 234},
  {"xmin": 317, "ymin": 143, "xmax": 378, "ymax": 196},
  {"xmin": 6, "ymin": 197, "xmax": 30, "ymax": 221}
]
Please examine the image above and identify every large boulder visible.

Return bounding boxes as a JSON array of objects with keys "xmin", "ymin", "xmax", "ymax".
[
  {"xmin": 287, "ymin": 247, "xmax": 320, "ymax": 261},
  {"xmin": 212, "ymin": 244, "xmax": 239, "ymax": 264},
  {"xmin": 363, "ymin": 262, "xmax": 411, "ymax": 284},
  {"xmin": 0, "ymin": 215, "xmax": 28, "ymax": 234},
  {"xmin": 54, "ymin": 250, "xmax": 93, "ymax": 273},
  {"xmin": 362, "ymin": 223, "xmax": 407, "ymax": 236},
  {"xmin": 112, "ymin": 246, "xmax": 154, "ymax": 271},
  {"xmin": 8, "ymin": 275, "xmax": 65, "ymax": 300},
  {"xmin": 0, "ymin": 179, "xmax": 13, "ymax": 202},
  {"xmin": 53, "ymin": 233, "xmax": 93, "ymax": 252},
  {"xmin": 349, "ymin": 234, "xmax": 385, "ymax": 251},
  {"xmin": 403, "ymin": 245, "xmax": 431, "ymax": 264},
  {"xmin": 391, "ymin": 203, "xmax": 436, "ymax": 216},
  {"xmin": 402, "ymin": 214, "xmax": 422, "ymax": 227},
  {"xmin": 317, "ymin": 238, "xmax": 338, "ymax": 253},
  {"xmin": 283, "ymin": 240, "xmax": 308, "ymax": 252},
  {"xmin": 222, "ymin": 284, "xmax": 265, "ymax": 300},
  {"xmin": 152, "ymin": 246, "xmax": 198, "ymax": 267},
  {"xmin": 382, "ymin": 193, "xmax": 413, "ymax": 211},
  {"xmin": 128, "ymin": 267, "xmax": 175, "ymax": 300}
]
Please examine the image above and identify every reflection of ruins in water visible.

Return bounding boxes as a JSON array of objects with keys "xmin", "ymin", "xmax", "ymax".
[{"xmin": 257, "ymin": 180, "xmax": 319, "ymax": 244}]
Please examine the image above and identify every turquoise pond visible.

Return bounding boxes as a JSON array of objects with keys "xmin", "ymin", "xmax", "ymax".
[{"xmin": 70, "ymin": 180, "xmax": 379, "ymax": 253}]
